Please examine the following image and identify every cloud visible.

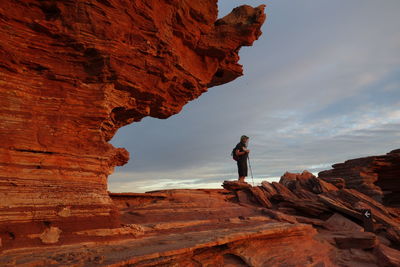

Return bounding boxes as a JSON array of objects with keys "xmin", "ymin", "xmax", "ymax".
[{"xmin": 109, "ymin": 0, "xmax": 400, "ymax": 193}]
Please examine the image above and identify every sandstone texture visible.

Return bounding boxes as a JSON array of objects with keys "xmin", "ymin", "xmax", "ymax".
[
  {"xmin": 0, "ymin": 0, "xmax": 265, "ymax": 247},
  {"xmin": 1, "ymin": 176, "xmax": 399, "ymax": 266},
  {"xmin": 319, "ymin": 149, "xmax": 400, "ymax": 206},
  {"xmin": 0, "ymin": 189, "xmax": 336, "ymax": 266},
  {"xmin": 1, "ymin": 0, "xmax": 400, "ymax": 266}
]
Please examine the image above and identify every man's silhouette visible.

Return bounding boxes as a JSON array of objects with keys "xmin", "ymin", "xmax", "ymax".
[{"xmin": 234, "ymin": 135, "xmax": 250, "ymax": 182}]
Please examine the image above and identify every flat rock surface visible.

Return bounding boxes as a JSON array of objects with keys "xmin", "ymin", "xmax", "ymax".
[{"xmin": 0, "ymin": 223, "xmax": 321, "ymax": 267}]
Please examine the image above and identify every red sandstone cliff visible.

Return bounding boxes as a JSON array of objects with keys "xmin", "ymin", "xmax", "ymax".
[
  {"xmin": 1, "ymin": 1, "xmax": 400, "ymax": 266},
  {"xmin": 319, "ymin": 149, "xmax": 400, "ymax": 207},
  {"xmin": 0, "ymin": 0, "xmax": 265, "ymax": 248}
]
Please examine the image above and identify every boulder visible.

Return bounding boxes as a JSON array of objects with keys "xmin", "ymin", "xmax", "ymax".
[
  {"xmin": 280, "ymin": 198, "xmax": 331, "ymax": 217},
  {"xmin": 282, "ymin": 171, "xmax": 339, "ymax": 193},
  {"xmin": 261, "ymin": 181, "xmax": 278, "ymax": 197},
  {"xmin": 271, "ymin": 182, "xmax": 299, "ymax": 201},
  {"xmin": 222, "ymin": 181, "xmax": 252, "ymax": 191},
  {"xmin": 323, "ymin": 213, "xmax": 364, "ymax": 232},
  {"xmin": 249, "ymin": 187, "xmax": 272, "ymax": 208},
  {"xmin": 320, "ymin": 177, "xmax": 346, "ymax": 189},
  {"xmin": 236, "ymin": 190, "xmax": 255, "ymax": 206},
  {"xmin": 334, "ymin": 231, "xmax": 377, "ymax": 249}
]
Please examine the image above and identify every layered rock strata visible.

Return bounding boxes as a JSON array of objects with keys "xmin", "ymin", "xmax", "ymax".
[
  {"xmin": 1, "ymin": 1, "xmax": 399, "ymax": 265},
  {"xmin": 1, "ymin": 175, "xmax": 399, "ymax": 265},
  {"xmin": 319, "ymin": 149, "xmax": 400, "ymax": 206},
  {"xmin": 0, "ymin": 0, "xmax": 266, "ymax": 243}
]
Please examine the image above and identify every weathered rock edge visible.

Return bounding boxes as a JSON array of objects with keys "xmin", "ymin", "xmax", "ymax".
[{"xmin": 0, "ymin": 0, "xmax": 266, "ymax": 239}]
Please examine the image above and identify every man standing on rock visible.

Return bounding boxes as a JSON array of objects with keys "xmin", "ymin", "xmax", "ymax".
[{"xmin": 234, "ymin": 135, "xmax": 250, "ymax": 182}]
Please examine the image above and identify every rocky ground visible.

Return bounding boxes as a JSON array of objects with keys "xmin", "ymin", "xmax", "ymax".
[{"xmin": 1, "ymin": 165, "xmax": 399, "ymax": 266}]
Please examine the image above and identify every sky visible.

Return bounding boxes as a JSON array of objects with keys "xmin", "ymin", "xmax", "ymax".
[{"xmin": 108, "ymin": 0, "xmax": 400, "ymax": 193}]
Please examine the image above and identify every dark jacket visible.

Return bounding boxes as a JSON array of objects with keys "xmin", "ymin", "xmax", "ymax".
[{"xmin": 235, "ymin": 141, "xmax": 248, "ymax": 162}]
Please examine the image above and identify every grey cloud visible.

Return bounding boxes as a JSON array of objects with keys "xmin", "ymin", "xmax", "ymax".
[{"xmin": 109, "ymin": 0, "xmax": 400, "ymax": 192}]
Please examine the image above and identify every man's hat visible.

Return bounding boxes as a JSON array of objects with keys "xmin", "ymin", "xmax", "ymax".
[{"xmin": 241, "ymin": 135, "xmax": 249, "ymax": 140}]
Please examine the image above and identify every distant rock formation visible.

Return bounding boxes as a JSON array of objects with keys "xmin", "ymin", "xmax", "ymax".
[
  {"xmin": 0, "ymin": 0, "xmax": 265, "ymax": 246},
  {"xmin": 319, "ymin": 149, "xmax": 400, "ymax": 206}
]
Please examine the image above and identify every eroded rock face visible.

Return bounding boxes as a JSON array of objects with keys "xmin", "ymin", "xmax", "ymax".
[
  {"xmin": 319, "ymin": 149, "xmax": 400, "ymax": 206},
  {"xmin": 0, "ymin": 0, "xmax": 265, "ymax": 244},
  {"xmin": 222, "ymin": 172, "xmax": 400, "ymax": 266},
  {"xmin": 2, "ymin": 176, "xmax": 399, "ymax": 265}
]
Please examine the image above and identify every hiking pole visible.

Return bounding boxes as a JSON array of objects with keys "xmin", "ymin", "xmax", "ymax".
[{"xmin": 248, "ymin": 155, "xmax": 254, "ymax": 186}]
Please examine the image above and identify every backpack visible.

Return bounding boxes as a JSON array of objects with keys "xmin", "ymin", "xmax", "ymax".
[{"xmin": 231, "ymin": 147, "xmax": 239, "ymax": 161}]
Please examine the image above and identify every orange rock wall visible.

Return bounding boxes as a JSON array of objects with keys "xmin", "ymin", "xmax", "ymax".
[{"xmin": 0, "ymin": 0, "xmax": 265, "ymax": 241}]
